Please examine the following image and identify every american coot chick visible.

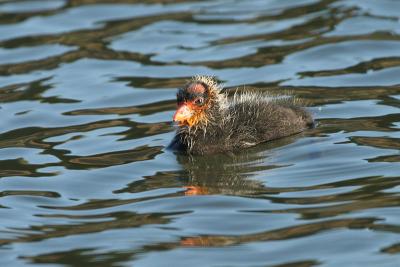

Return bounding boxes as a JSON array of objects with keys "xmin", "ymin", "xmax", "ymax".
[{"xmin": 169, "ymin": 76, "xmax": 313, "ymax": 155}]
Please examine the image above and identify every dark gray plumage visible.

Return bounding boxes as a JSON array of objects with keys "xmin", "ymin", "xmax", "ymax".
[{"xmin": 170, "ymin": 76, "xmax": 313, "ymax": 155}]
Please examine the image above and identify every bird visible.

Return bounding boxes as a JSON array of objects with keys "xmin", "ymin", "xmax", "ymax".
[{"xmin": 169, "ymin": 75, "xmax": 313, "ymax": 155}]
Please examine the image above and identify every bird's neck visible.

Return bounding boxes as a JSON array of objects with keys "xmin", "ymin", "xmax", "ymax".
[{"xmin": 177, "ymin": 104, "xmax": 225, "ymax": 151}]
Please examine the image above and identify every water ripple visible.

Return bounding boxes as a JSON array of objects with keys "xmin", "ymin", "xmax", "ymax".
[{"xmin": 1, "ymin": 0, "xmax": 400, "ymax": 266}]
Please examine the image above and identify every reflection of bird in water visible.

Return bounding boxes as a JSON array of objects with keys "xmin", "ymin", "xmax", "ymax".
[
  {"xmin": 176, "ymin": 135, "xmax": 300, "ymax": 196},
  {"xmin": 178, "ymin": 152, "xmax": 265, "ymax": 196},
  {"xmin": 169, "ymin": 76, "xmax": 313, "ymax": 155},
  {"xmin": 114, "ymin": 135, "xmax": 301, "ymax": 197}
]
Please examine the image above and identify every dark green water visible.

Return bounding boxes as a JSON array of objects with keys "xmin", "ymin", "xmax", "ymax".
[{"xmin": 0, "ymin": 0, "xmax": 400, "ymax": 266}]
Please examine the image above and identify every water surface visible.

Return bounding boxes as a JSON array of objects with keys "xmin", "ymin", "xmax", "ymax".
[{"xmin": 0, "ymin": 0, "xmax": 400, "ymax": 266}]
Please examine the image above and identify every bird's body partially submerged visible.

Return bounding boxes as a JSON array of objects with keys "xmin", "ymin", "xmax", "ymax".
[{"xmin": 169, "ymin": 76, "xmax": 313, "ymax": 155}]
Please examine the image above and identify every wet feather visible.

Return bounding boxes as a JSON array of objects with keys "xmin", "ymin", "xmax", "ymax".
[{"xmin": 170, "ymin": 76, "xmax": 313, "ymax": 155}]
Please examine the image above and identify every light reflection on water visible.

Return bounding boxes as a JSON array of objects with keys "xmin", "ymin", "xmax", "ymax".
[{"xmin": 0, "ymin": 0, "xmax": 399, "ymax": 266}]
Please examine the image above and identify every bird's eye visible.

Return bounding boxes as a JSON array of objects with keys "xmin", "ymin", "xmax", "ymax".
[{"xmin": 194, "ymin": 97, "xmax": 204, "ymax": 106}]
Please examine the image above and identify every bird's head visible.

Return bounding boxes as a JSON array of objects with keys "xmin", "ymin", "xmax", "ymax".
[{"xmin": 173, "ymin": 76, "xmax": 223, "ymax": 128}]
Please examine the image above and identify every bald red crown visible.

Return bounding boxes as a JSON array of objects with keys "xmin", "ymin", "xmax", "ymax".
[{"xmin": 186, "ymin": 83, "xmax": 206, "ymax": 94}]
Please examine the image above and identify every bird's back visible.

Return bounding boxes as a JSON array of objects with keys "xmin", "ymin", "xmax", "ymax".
[{"xmin": 224, "ymin": 92, "xmax": 313, "ymax": 149}]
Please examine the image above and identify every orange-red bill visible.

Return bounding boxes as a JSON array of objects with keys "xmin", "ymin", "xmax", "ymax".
[{"xmin": 173, "ymin": 103, "xmax": 193, "ymax": 124}]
